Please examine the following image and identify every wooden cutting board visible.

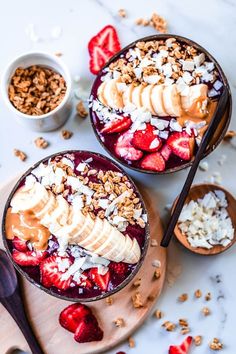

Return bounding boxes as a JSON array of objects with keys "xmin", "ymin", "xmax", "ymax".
[{"xmin": 0, "ymin": 177, "xmax": 166, "ymax": 354}]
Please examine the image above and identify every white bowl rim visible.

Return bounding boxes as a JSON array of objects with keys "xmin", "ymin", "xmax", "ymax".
[{"xmin": 1, "ymin": 51, "xmax": 72, "ymax": 120}]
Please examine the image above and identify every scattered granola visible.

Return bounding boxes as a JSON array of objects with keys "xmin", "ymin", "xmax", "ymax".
[
  {"xmin": 194, "ymin": 289, "xmax": 202, "ymax": 298},
  {"xmin": 149, "ymin": 12, "xmax": 167, "ymax": 33},
  {"xmin": 61, "ymin": 129, "xmax": 73, "ymax": 139},
  {"xmin": 194, "ymin": 335, "xmax": 203, "ymax": 346},
  {"xmin": 178, "ymin": 293, "xmax": 188, "ymax": 302},
  {"xmin": 154, "ymin": 309, "xmax": 163, "ymax": 319},
  {"xmin": 150, "ymin": 239, "xmax": 158, "ymax": 247},
  {"xmin": 223, "ymin": 130, "xmax": 236, "ymax": 141},
  {"xmin": 154, "ymin": 269, "xmax": 161, "ymax": 279},
  {"xmin": 113, "ymin": 317, "xmax": 125, "ymax": 327},
  {"xmin": 8, "ymin": 66, "xmax": 66, "ymax": 115},
  {"xmin": 105, "ymin": 296, "xmax": 114, "ymax": 305},
  {"xmin": 162, "ymin": 321, "xmax": 176, "ymax": 332},
  {"xmin": 179, "ymin": 318, "xmax": 188, "ymax": 327},
  {"xmin": 128, "ymin": 337, "xmax": 135, "ymax": 348},
  {"xmin": 205, "ymin": 292, "xmax": 212, "ymax": 301},
  {"xmin": 202, "ymin": 307, "xmax": 211, "ymax": 316},
  {"xmin": 181, "ymin": 327, "xmax": 190, "ymax": 335},
  {"xmin": 132, "ymin": 292, "xmax": 144, "ymax": 308},
  {"xmin": 55, "ymin": 52, "xmax": 63, "ymax": 57},
  {"xmin": 14, "ymin": 149, "xmax": 27, "ymax": 161},
  {"xmin": 209, "ymin": 338, "xmax": 223, "ymax": 350},
  {"xmin": 76, "ymin": 100, "xmax": 88, "ymax": 118},
  {"xmin": 118, "ymin": 8, "xmax": 127, "ymax": 18},
  {"xmin": 133, "ymin": 278, "xmax": 142, "ymax": 287},
  {"xmin": 34, "ymin": 137, "xmax": 49, "ymax": 149}
]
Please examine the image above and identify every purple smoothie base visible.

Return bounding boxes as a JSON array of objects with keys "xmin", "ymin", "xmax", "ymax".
[
  {"xmin": 90, "ymin": 43, "xmax": 223, "ymax": 172},
  {"xmin": 6, "ymin": 151, "xmax": 148, "ymax": 300}
]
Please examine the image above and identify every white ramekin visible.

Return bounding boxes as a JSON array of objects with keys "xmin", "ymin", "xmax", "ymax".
[{"xmin": 1, "ymin": 52, "xmax": 72, "ymax": 132}]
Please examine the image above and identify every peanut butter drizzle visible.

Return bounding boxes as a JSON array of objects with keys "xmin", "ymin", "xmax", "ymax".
[
  {"xmin": 5, "ymin": 208, "xmax": 50, "ymax": 250},
  {"xmin": 177, "ymin": 100, "xmax": 218, "ymax": 138}
]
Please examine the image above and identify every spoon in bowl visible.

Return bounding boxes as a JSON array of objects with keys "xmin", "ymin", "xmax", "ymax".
[{"xmin": 0, "ymin": 249, "xmax": 44, "ymax": 354}]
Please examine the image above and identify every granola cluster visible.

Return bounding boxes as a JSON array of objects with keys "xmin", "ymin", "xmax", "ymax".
[
  {"xmin": 8, "ymin": 65, "xmax": 67, "ymax": 115},
  {"xmin": 136, "ymin": 12, "xmax": 167, "ymax": 33}
]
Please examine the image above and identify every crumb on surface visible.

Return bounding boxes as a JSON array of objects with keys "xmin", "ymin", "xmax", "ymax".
[
  {"xmin": 34, "ymin": 137, "xmax": 49, "ymax": 149},
  {"xmin": 194, "ymin": 335, "xmax": 203, "ymax": 346},
  {"xmin": 118, "ymin": 8, "xmax": 127, "ymax": 18},
  {"xmin": 135, "ymin": 12, "xmax": 167, "ymax": 33},
  {"xmin": 14, "ymin": 149, "xmax": 27, "ymax": 161},
  {"xmin": 76, "ymin": 100, "xmax": 88, "ymax": 118},
  {"xmin": 223, "ymin": 130, "xmax": 236, "ymax": 140},
  {"xmin": 154, "ymin": 269, "xmax": 161, "ymax": 279},
  {"xmin": 162, "ymin": 321, "xmax": 176, "ymax": 332},
  {"xmin": 128, "ymin": 337, "xmax": 135, "ymax": 348},
  {"xmin": 209, "ymin": 338, "xmax": 223, "ymax": 350},
  {"xmin": 178, "ymin": 293, "xmax": 188, "ymax": 302},
  {"xmin": 113, "ymin": 317, "xmax": 125, "ymax": 327},
  {"xmin": 133, "ymin": 278, "xmax": 142, "ymax": 287},
  {"xmin": 154, "ymin": 309, "xmax": 163, "ymax": 319},
  {"xmin": 202, "ymin": 307, "xmax": 211, "ymax": 316},
  {"xmin": 61, "ymin": 129, "xmax": 73, "ymax": 139},
  {"xmin": 194, "ymin": 289, "xmax": 202, "ymax": 298},
  {"xmin": 132, "ymin": 291, "xmax": 144, "ymax": 308},
  {"xmin": 105, "ymin": 296, "xmax": 114, "ymax": 305}
]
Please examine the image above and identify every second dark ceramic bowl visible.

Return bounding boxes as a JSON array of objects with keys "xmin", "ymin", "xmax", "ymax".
[
  {"xmin": 2, "ymin": 150, "xmax": 150, "ymax": 302},
  {"xmin": 89, "ymin": 34, "xmax": 232, "ymax": 175}
]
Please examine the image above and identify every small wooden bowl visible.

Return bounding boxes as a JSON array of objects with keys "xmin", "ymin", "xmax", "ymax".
[{"xmin": 173, "ymin": 184, "xmax": 236, "ymax": 255}]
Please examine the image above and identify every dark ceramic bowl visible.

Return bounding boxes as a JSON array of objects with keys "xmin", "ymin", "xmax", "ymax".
[
  {"xmin": 2, "ymin": 150, "xmax": 150, "ymax": 302},
  {"xmin": 89, "ymin": 34, "xmax": 232, "ymax": 175}
]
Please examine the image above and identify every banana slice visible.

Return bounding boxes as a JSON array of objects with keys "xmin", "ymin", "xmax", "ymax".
[
  {"xmin": 141, "ymin": 84, "xmax": 156, "ymax": 115},
  {"xmin": 103, "ymin": 79, "xmax": 124, "ymax": 110},
  {"xmin": 124, "ymin": 238, "xmax": 141, "ymax": 264},
  {"xmin": 123, "ymin": 84, "xmax": 135, "ymax": 107},
  {"xmin": 70, "ymin": 213, "xmax": 95, "ymax": 244},
  {"xmin": 85, "ymin": 219, "xmax": 113, "ymax": 251},
  {"xmin": 131, "ymin": 85, "xmax": 145, "ymax": 108},
  {"xmin": 79, "ymin": 217, "xmax": 103, "ymax": 248},
  {"xmin": 181, "ymin": 84, "xmax": 208, "ymax": 118},
  {"xmin": 56, "ymin": 206, "xmax": 86, "ymax": 241},
  {"xmin": 97, "ymin": 81, "xmax": 108, "ymax": 106},
  {"xmin": 162, "ymin": 84, "xmax": 182, "ymax": 117},
  {"xmin": 42, "ymin": 195, "xmax": 69, "ymax": 230},
  {"xmin": 93, "ymin": 227, "xmax": 126, "ymax": 257},
  {"xmin": 11, "ymin": 182, "xmax": 49, "ymax": 214},
  {"xmin": 151, "ymin": 84, "xmax": 168, "ymax": 116},
  {"xmin": 35, "ymin": 191, "xmax": 56, "ymax": 219}
]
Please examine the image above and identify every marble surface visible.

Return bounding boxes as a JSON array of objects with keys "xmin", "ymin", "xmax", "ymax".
[{"xmin": 0, "ymin": 0, "xmax": 236, "ymax": 353}]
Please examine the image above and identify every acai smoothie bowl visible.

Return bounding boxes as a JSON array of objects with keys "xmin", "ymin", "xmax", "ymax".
[
  {"xmin": 89, "ymin": 34, "xmax": 231, "ymax": 174},
  {"xmin": 2, "ymin": 150, "xmax": 149, "ymax": 302}
]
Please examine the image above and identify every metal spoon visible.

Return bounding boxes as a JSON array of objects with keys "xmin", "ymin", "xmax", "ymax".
[{"xmin": 0, "ymin": 249, "xmax": 44, "ymax": 354}]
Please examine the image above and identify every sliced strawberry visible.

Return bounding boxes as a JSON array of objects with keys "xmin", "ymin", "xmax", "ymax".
[
  {"xmin": 76, "ymin": 274, "xmax": 93, "ymax": 289},
  {"xmin": 74, "ymin": 314, "xmax": 103, "ymax": 343},
  {"xmin": 101, "ymin": 116, "xmax": 132, "ymax": 134},
  {"xmin": 88, "ymin": 25, "xmax": 121, "ymax": 55},
  {"xmin": 88, "ymin": 268, "xmax": 110, "ymax": 291},
  {"xmin": 89, "ymin": 46, "xmax": 114, "ymax": 74},
  {"xmin": 40, "ymin": 255, "xmax": 72, "ymax": 291},
  {"xmin": 140, "ymin": 152, "xmax": 166, "ymax": 172},
  {"xmin": 132, "ymin": 124, "xmax": 162, "ymax": 152},
  {"xmin": 169, "ymin": 336, "xmax": 193, "ymax": 354},
  {"xmin": 12, "ymin": 237, "xmax": 28, "ymax": 252},
  {"xmin": 59, "ymin": 303, "xmax": 92, "ymax": 333},
  {"xmin": 12, "ymin": 249, "xmax": 45, "ymax": 266},
  {"xmin": 167, "ymin": 132, "xmax": 195, "ymax": 161},
  {"xmin": 109, "ymin": 262, "xmax": 128, "ymax": 277},
  {"xmin": 115, "ymin": 130, "xmax": 143, "ymax": 161},
  {"xmin": 160, "ymin": 144, "xmax": 172, "ymax": 161}
]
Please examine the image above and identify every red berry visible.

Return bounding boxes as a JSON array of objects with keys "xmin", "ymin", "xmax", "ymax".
[
  {"xmin": 169, "ymin": 336, "xmax": 193, "ymax": 354},
  {"xmin": 115, "ymin": 130, "xmax": 143, "ymax": 161},
  {"xmin": 110, "ymin": 262, "xmax": 128, "ymax": 277},
  {"xmin": 74, "ymin": 314, "xmax": 103, "ymax": 343},
  {"xmin": 40, "ymin": 255, "xmax": 72, "ymax": 291},
  {"xmin": 132, "ymin": 124, "xmax": 162, "ymax": 152},
  {"xmin": 101, "ymin": 116, "xmax": 132, "ymax": 134},
  {"xmin": 12, "ymin": 249, "xmax": 45, "ymax": 266},
  {"xmin": 160, "ymin": 144, "xmax": 172, "ymax": 161},
  {"xmin": 167, "ymin": 132, "xmax": 195, "ymax": 161},
  {"xmin": 59, "ymin": 303, "xmax": 92, "ymax": 333},
  {"xmin": 88, "ymin": 25, "xmax": 121, "ymax": 55},
  {"xmin": 140, "ymin": 152, "xmax": 166, "ymax": 172},
  {"xmin": 89, "ymin": 46, "xmax": 114, "ymax": 75},
  {"xmin": 12, "ymin": 237, "xmax": 28, "ymax": 252},
  {"xmin": 88, "ymin": 267, "xmax": 110, "ymax": 291}
]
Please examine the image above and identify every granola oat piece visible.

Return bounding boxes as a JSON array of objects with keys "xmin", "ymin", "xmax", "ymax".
[
  {"xmin": 194, "ymin": 289, "xmax": 202, "ymax": 298},
  {"xmin": 181, "ymin": 327, "xmax": 190, "ymax": 335},
  {"xmin": 55, "ymin": 52, "xmax": 63, "ymax": 57},
  {"xmin": 154, "ymin": 269, "xmax": 161, "ymax": 279},
  {"xmin": 135, "ymin": 18, "xmax": 149, "ymax": 26},
  {"xmin": 178, "ymin": 293, "xmax": 188, "ymax": 302},
  {"xmin": 76, "ymin": 101, "xmax": 88, "ymax": 118},
  {"xmin": 150, "ymin": 239, "xmax": 158, "ymax": 247},
  {"xmin": 209, "ymin": 338, "xmax": 223, "ymax": 350},
  {"xmin": 179, "ymin": 319, "xmax": 188, "ymax": 327},
  {"xmin": 34, "ymin": 137, "xmax": 49, "ymax": 149},
  {"xmin": 132, "ymin": 292, "xmax": 144, "ymax": 308},
  {"xmin": 194, "ymin": 335, "xmax": 203, "ymax": 346},
  {"xmin": 128, "ymin": 337, "xmax": 135, "ymax": 348},
  {"xmin": 162, "ymin": 321, "xmax": 176, "ymax": 331},
  {"xmin": 8, "ymin": 65, "xmax": 66, "ymax": 116},
  {"xmin": 133, "ymin": 278, "xmax": 142, "ymax": 287},
  {"xmin": 105, "ymin": 296, "xmax": 114, "ymax": 305},
  {"xmin": 150, "ymin": 12, "xmax": 167, "ymax": 33},
  {"xmin": 14, "ymin": 149, "xmax": 27, "ymax": 161},
  {"xmin": 205, "ymin": 292, "xmax": 212, "ymax": 301},
  {"xmin": 113, "ymin": 317, "xmax": 125, "ymax": 327},
  {"xmin": 61, "ymin": 129, "xmax": 73, "ymax": 139},
  {"xmin": 154, "ymin": 309, "xmax": 163, "ymax": 319},
  {"xmin": 202, "ymin": 307, "xmax": 211, "ymax": 316},
  {"xmin": 118, "ymin": 8, "xmax": 127, "ymax": 18},
  {"xmin": 223, "ymin": 130, "xmax": 236, "ymax": 140}
]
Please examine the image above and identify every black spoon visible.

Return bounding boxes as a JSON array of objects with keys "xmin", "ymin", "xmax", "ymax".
[{"xmin": 0, "ymin": 249, "xmax": 44, "ymax": 354}]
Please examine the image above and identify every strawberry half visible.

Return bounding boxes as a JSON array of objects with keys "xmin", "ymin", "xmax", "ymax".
[
  {"xmin": 88, "ymin": 25, "xmax": 121, "ymax": 55},
  {"xmin": 160, "ymin": 144, "xmax": 172, "ymax": 161},
  {"xmin": 74, "ymin": 314, "xmax": 103, "ymax": 343},
  {"xmin": 59, "ymin": 303, "xmax": 92, "ymax": 333},
  {"xmin": 12, "ymin": 249, "xmax": 45, "ymax": 266},
  {"xmin": 89, "ymin": 46, "xmax": 114, "ymax": 75},
  {"xmin": 101, "ymin": 116, "xmax": 132, "ymax": 134},
  {"xmin": 12, "ymin": 237, "xmax": 28, "ymax": 252},
  {"xmin": 140, "ymin": 152, "xmax": 166, "ymax": 172},
  {"xmin": 40, "ymin": 255, "xmax": 72, "ymax": 291},
  {"xmin": 167, "ymin": 132, "xmax": 195, "ymax": 161},
  {"xmin": 169, "ymin": 336, "xmax": 193, "ymax": 354},
  {"xmin": 132, "ymin": 124, "xmax": 162, "ymax": 152},
  {"xmin": 88, "ymin": 267, "xmax": 110, "ymax": 291},
  {"xmin": 115, "ymin": 130, "xmax": 143, "ymax": 161}
]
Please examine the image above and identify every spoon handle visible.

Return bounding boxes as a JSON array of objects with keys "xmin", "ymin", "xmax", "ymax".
[{"xmin": 1, "ymin": 290, "xmax": 44, "ymax": 354}]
